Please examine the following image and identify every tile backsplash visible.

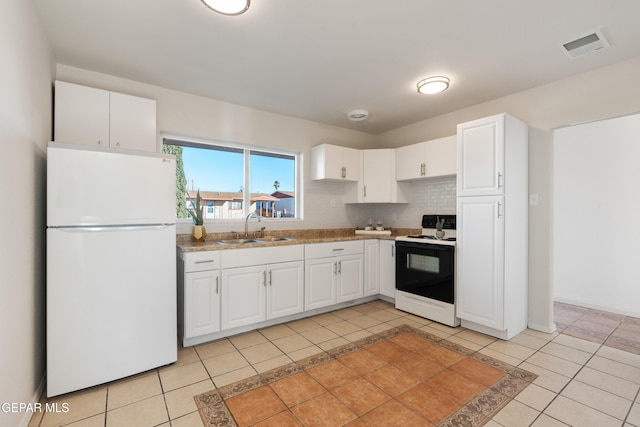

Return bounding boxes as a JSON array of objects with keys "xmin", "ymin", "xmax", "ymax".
[
  {"xmin": 424, "ymin": 175, "xmax": 457, "ymax": 213},
  {"xmin": 372, "ymin": 175, "xmax": 457, "ymax": 228}
]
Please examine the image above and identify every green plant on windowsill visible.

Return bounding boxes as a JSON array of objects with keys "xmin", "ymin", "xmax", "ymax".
[
  {"xmin": 187, "ymin": 189, "xmax": 204, "ymax": 225},
  {"xmin": 188, "ymin": 189, "xmax": 206, "ymax": 241}
]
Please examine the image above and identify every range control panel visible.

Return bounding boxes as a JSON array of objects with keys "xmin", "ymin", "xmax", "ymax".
[{"xmin": 421, "ymin": 214, "xmax": 456, "ymax": 230}]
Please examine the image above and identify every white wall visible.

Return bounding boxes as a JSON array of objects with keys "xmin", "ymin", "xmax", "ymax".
[
  {"xmin": 55, "ymin": 64, "xmax": 381, "ymax": 233},
  {"xmin": 554, "ymin": 113, "xmax": 640, "ymax": 317},
  {"xmin": 0, "ymin": 1, "xmax": 53, "ymax": 426},
  {"xmin": 376, "ymin": 56, "xmax": 640, "ymax": 332}
]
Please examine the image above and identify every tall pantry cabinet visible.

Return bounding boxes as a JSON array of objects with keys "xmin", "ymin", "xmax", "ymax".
[{"xmin": 456, "ymin": 113, "xmax": 528, "ymax": 340}]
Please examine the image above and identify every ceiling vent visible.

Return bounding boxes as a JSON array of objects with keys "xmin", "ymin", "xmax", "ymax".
[{"xmin": 561, "ymin": 27, "xmax": 610, "ymax": 59}]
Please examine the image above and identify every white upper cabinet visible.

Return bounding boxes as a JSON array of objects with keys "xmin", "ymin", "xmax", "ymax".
[
  {"xmin": 311, "ymin": 144, "xmax": 360, "ymax": 181},
  {"xmin": 55, "ymin": 81, "xmax": 110, "ymax": 146},
  {"xmin": 396, "ymin": 135, "xmax": 456, "ymax": 181},
  {"xmin": 109, "ymin": 92, "xmax": 157, "ymax": 152},
  {"xmin": 348, "ymin": 149, "xmax": 406, "ymax": 203},
  {"xmin": 54, "ymin": 81, "xmax": 157, "ymax": 152},
  {"xmin": 457, "ymin": 115, "xmax": 505, "ymax": 196}
]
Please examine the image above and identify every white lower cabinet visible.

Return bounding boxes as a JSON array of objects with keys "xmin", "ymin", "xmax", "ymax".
[
  {"xmin": 456, "ymin": 196, "xmax": 505, "ymax": 331},
  {"xmin": 364, "ymin": 240, "xmax": 379, "ymax": 296},
  {"xmin": 179, "ymin": 238, "xmax": 393, "ymax": 346},
  {"xmin": 305, "ymin": 241, "xmax": 364, "ymax": 310},
  {"xmin": 336, "ymin": 255, "xmax": 364, "ymax": 302},
  {"xmin": 221, "ymin": 245, "xmax": 304, "ymax": 330},
  {"xmin": 178, "ymin": 251, "xmax": 221, "ymax": 345},
  {"xmin": 184, "ymin": 270, "xmax": 221, "ymax": 338},
  {"xmin": 221, "ymin": 265, "xmax": 267, "ymax": 330},
  {"xmin": 267, "ymin": 261, "xmax": 305, "ymax": 319},
  {"xmin": 305, "ymin": 257, "xmax": 338, "ymax": 310},
  {"xmin": 379, "ymin": 239, "xmax": 396, "ymax": 298}
]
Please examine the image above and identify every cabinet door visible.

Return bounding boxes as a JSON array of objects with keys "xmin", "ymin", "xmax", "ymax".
[
  {"xmin": 267, "ymin": 261, "xmax": 304, "ymax": 320},
  {"xmin": 337, "ymin": 254, "xmax": 364, "ymax": 302},
  {"xmin": 364, "ymin": 240, "xmax": 379, "ymax": 296},
  {"xmin": 322, "ymin": 144, "xmax": 344, "ymax": 180},
  {"xmin": 341, "ymin": 146, "xmax": 361, "ymax": 181},
  {"xmin": 311, "ymin": 144, "xmax": 359, "ymax": 181},
  {"xmin": 379, "ymin": 240, "xmax": 396, "ymax": 298},
  {"xmin": 396, "ymin": 142, "xmax": 425, "ymax": 181},
  {"xmin": 457, "ymin": 115, "xmax": 505, "ymax": 196},
  {"xmin": 305, "ymin": 257, "xmax": 337, "ymax": 310},
  {"xmin": 54, "ymin": 81, "xmax": 110, "ymax": 147},
  {"xmin": 110, "ymin": 92, "xmax": 157, "ymax": 152},
  {"xmin": 456, "ymin": 196, "xmax": 505, "ymax": 330},
  {"xmin": 221, "ymin": 265, "xmax": 266, "ymax": 330},
  {"xmin": 362, "ymin": 149, "xmax": 394, "ymax": 202},
  {"xmin": 424, "ymin": 135, "xmax": 456, "ymax": 178},
  {"xmin": 184, "ymin": 270, "xmax": 220, "ymax": 339}
]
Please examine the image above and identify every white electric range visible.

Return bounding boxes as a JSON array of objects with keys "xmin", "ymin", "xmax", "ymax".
[{"xmin": 395, "ymin": 214, "xmax": 460, "ymax": 327}]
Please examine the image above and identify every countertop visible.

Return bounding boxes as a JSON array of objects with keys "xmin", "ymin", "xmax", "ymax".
[{"xmin": 176, "ymin": 227, "xmax": 420, "ymax": 252}]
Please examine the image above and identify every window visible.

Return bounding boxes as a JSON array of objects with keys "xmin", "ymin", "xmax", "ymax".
[{"xmin": 163, "ymin": 137, "xmax": 300, "ymax": 221}]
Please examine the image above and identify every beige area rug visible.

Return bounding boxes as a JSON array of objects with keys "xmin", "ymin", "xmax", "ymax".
[{"xmin": 194, "ymin": 325, "xmax": 536, "ymax": 427}]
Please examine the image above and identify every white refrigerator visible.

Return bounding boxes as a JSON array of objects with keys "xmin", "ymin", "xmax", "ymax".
[{"xmin": 46, "ymin": 142, "xmax": 177, "ymax": 397}]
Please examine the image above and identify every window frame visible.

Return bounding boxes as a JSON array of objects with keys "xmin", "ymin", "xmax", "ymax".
[{"xmin": 162, "ymin": 134, "xmax": 303, "ymax": 223}]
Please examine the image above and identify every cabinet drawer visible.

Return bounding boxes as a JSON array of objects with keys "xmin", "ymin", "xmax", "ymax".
[
  {"xmin": 305, "ymin": 240, "xmax": 363, "ymax": 259},
  {"xmin": 183, "ymin": 251, "xmax": 220, "ymax": 272},
  {"xmin": 221, "ymin": 244, "xmax": 304, "ymax": 269}
]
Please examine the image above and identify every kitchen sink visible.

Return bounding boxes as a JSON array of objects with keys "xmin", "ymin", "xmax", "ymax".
[
  {"xmin": 256, "ymin": 237, "xmax": 295, "ymax": 242},
  {"xmin": 215, "ymin": 237, "xmax": 296, "ymax": 245},
  {"xmin": 216, "ymin": 238, "xmax": 259, "ymax": 245}
]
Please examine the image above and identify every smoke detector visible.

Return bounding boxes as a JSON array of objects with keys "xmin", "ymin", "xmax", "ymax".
[
  {"xmin": 347, "ymin": 110, "xmax": 369, "ymax": 121},
  {"xmin": 560, "ymin": 27, "xmax": 610, "ymax": 59}
]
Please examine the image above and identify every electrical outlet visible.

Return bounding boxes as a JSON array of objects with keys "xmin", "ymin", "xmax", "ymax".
[
  {"xmin": 330, "ymin": 199, "xmax": 336, "ymax": 208},
  {"xmin": 529, "ymin": 194, "xmax": 539, "ymax": 206}
]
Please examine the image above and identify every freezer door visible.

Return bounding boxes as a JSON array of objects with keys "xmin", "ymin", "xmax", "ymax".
[
  {"xmin": 47, "ymin": 225, "xmax": 177, "ymax": 397},
  {"xmin": 47, "ymin": 144, "xmax": 175, "ymax": 226}
]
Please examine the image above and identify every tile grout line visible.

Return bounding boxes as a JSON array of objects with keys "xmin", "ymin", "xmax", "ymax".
[
  {"xmin": 520, "ymin": 326, "xmax": 635, "ymax": 426},
  {"xmin": 622, "ymin": 386, "xmax": 640, "ymax": 426}
]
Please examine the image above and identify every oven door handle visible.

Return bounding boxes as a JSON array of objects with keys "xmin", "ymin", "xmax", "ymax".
[{"xmin": 396, "ymin": 241, "xmax": 455, "ymax": 253}]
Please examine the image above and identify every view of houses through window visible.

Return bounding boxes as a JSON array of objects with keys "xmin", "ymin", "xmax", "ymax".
[{"xmin": 162, "ymin": 138, "xmax": 297, "ymax": 221}]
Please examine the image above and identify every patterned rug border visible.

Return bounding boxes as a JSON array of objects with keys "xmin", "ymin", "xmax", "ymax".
[{"xmin": 194, "ymin": 324, "xmax": 537, "ymax": 427}]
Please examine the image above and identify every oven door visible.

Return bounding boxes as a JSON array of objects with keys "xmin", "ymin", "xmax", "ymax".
[{"xmin": 395, "ymin": 241, "xmax": 455, "ymax": 304}]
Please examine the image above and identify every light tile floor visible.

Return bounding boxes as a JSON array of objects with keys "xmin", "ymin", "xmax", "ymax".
[{"xmin": 29, "ymin": 300, "xmax": 640, "ymax": 427}]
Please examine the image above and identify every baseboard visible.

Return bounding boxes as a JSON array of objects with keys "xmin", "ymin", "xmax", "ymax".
[
  {"xmin": 18, "ymin": 373, "xmax": 46, "ymax": 427},
  {"xmin": 527, "ymin": 322, "xmax": 557, "ymax": 334},
  {"xmin": 554, "ymin": 297, "xmax": 640, "ymax": 318}
]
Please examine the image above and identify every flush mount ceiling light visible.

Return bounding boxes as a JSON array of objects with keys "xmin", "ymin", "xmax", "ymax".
[
  {"xmin": 200, "ymin": 0, "xmax": 250, "ymax": 15},
  {"xmin": 347, "ymin": 109, "xmax": 369, "ymax": 121},
  {"xmin": 417, "ymin": 76, "xmax": 450, "ymax": 95}
]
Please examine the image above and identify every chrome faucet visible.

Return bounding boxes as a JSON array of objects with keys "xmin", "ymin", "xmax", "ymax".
[{"xmin": 244, "ymin": 211, "xmax": 261, "ymax": 237}]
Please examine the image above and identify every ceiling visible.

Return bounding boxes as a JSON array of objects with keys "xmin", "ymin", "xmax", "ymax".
[{"xmin": 34, "ymin": 0, "xmax": 640, "ymax": 135}]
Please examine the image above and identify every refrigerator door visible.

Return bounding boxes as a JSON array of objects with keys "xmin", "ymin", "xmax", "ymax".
[
  {"xmin": 47, "ymin": 224, "xmax": 177, "ymax": 397},
  {"xmin": 47, "ymin": 142, "xmax": 175, "ymax": 227}
]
